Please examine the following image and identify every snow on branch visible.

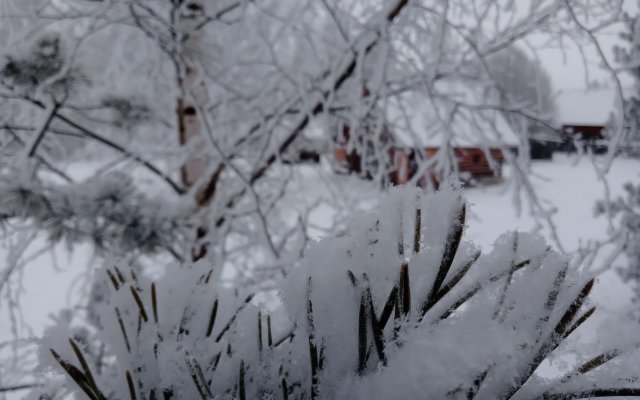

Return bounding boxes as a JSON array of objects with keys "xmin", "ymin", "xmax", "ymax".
[{"xmin": 0, "ymin": 171, "xmax": 190, "ymax": 257}]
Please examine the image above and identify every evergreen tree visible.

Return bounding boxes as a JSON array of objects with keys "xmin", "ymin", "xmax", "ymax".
[{"xmin": 615, "ymin": 11, "xmax": 640, "ymax": 157}]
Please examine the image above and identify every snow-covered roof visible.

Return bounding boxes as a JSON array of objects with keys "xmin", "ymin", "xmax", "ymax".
[
  {"xmin": 556, "ymin": 88, "xmax": 627, "ymax": 126},
  {"xmin": 387, "ymin": 82, "xmax": 520, "ymax": 148}
]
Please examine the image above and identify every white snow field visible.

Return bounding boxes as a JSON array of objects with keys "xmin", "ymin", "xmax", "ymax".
[
  {"xmin": 466, "ymin": 155, "xmax": 639, "ymax": 313},
  {"xmin": 0, "ymin": 152, "xmax": 639, "ymax": 397}
]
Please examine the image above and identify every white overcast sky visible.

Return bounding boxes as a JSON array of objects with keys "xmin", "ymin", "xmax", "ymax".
[
  {"xmin": 537, "ymin": 32, "xmax": 628, "ymax": 91},
  {"xmin": 537, "ymin": 1, "xmax": 637, "ymax": 91}
]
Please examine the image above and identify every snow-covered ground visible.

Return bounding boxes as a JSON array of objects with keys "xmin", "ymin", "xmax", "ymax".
[
  {"xmin": 466, "ymin": 155, "xmax": 639, "ymax": 315},
  {"xmin": 1, "ymin": 153, "xmax": 639, "ymax": 396}
]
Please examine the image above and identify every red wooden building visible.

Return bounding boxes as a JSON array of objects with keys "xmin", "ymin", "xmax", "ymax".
[
  {"xmin": 333, "ymin": 96, "xmax": 519, "ymax": 187},
  {"xmin": 556, "ymin": 88, "xmax": 626, "ymax": 154}
]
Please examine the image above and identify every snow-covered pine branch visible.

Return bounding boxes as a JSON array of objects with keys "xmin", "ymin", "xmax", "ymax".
[
  {"xmin": 0, "ymin": 1, "xmax": 635, "ymax": 393},
  {"xmin": 37, "ymin": 187, "xmax": 640, "ymax": 400},
  {"xmin": 0, "ymin": 171, "xmax": 190, "ymax": 258}
]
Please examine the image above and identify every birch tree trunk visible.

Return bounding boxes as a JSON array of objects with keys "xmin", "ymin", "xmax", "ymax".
[
  {"xmin": 175, "ymin": 0, "xmax": 212, "ymax": 260},
  {"xmin": 177, "ymin": 0, "xmax": 208, "ymax": 188}
]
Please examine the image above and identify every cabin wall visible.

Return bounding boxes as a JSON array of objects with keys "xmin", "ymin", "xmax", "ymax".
[{"xmin": 334, "ymin": 144, "xmax": 509, "ymax": 186}]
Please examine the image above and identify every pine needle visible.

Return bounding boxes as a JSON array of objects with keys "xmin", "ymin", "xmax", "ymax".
[
  {"xmin": 129, "ymin": 285, "xmax": 149, "ymax": 323},
  {"xmin": 206, "ymin": 298, "xmax": 218, "ymax": 338},
  {"xmin": 151, "ymin": 282, "xmax": 158, "ymax": 324},
  {"xmin": 126, "ymin": 370, "xmax": 137, "ymax": 400}
]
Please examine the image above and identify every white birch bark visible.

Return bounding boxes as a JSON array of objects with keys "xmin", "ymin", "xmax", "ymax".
[{"xmin": 177, "ymin": 0, "xmax": 208, "ymax": 187}]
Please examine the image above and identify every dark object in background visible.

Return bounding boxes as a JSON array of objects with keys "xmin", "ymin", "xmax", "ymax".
[
  {"xmin": 281, "ymin": 136, "xmax": 325, "ymax": 164},
  {"xmin": 559, "ymin": 125, "xmax": 608, "ymax": 154},
  {"xmin": 529, "ymin": 140, "xmax": 555, "ymax": 159},
  {"xmin": 282, "ymin": 149, "xmax": 321, "ymax": 164},
  {"xmin": 528, "ymin": 132, "xmax": 562, "ymax": 160}
]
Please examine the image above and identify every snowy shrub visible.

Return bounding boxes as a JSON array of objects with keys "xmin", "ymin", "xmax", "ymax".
[
  {"xmin": 40, "ymin": 187, "xmax": 640, "ymax": 399},
  {"xmin": 597, "ymin": 182, "xmax": 640, "ymax": 300}
]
